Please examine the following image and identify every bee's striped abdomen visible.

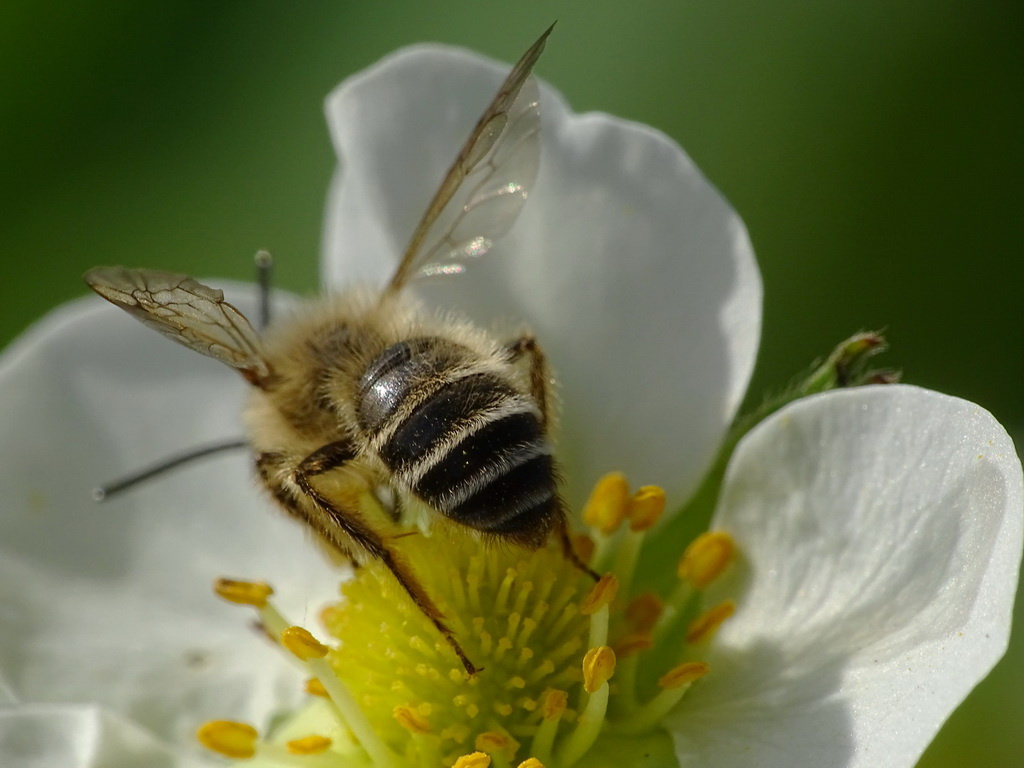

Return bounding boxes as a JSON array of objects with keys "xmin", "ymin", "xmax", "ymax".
[{"xmin": 357, "ymin": 337, "xmax": 559, "ymax": 545}]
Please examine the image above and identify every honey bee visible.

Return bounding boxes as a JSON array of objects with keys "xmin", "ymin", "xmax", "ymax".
[{"xmin": 84, "ymin": 25, "xmax": 591, "ymax": 675}]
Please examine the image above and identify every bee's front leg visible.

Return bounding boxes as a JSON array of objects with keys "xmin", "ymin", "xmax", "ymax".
[
  {"xmin": 258, "ymin": 442, "xmax": 480, "ymax": 676},
  {"xmin": 295, "ymin": 439, "xmax": 358, "ymax": 476},
  {"xmin": 504, "ymin": 334, "xmax": 552, "ymax": 431}
]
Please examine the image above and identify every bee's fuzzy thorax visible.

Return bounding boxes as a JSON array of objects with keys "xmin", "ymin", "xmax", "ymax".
[{"xmin": 243, "ymin": 287, "xmax": 532, "ymax": 454}]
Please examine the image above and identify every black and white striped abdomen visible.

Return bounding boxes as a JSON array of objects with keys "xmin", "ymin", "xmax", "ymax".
[{"xmin": 356, "ymin": 337, "xmax": 558, "ymax": 546}]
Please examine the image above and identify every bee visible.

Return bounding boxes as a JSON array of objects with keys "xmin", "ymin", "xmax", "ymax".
[{"xmin": 84, "ymin": 25, "xmax": 591, "ymax": 675}]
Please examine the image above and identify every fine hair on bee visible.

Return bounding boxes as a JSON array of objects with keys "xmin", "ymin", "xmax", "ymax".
[{"xmin": 84, "ymin": 24, "xmax": 596, "ymax": 677}]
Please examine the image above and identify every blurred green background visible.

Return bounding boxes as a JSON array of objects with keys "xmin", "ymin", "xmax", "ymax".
[{"xmin": 1, "ymin": 1, "xmax": 1021, "ymax": 765}]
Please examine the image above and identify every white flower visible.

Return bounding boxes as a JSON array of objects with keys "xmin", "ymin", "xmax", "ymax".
[{"xmin": 0, "ymin": 43, "xmax": 1019, "ymax": 768}]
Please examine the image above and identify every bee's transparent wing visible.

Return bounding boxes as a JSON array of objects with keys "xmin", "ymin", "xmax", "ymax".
[
  {"xmin": 387, "ymin": 25, "xmax": 550, "ymax": 292},
  {"xmin": 84, "ymin": 267, "xmax": 271, "ymax": 384}
]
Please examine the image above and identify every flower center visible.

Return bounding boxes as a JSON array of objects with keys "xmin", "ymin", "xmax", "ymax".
[
  {"xmin": 199, "ymin": 473, "xmax": 737, "ymax": 768},
  {"xmin": 323, "ymin": 536, "xmax": 592, "ymax": 763}
]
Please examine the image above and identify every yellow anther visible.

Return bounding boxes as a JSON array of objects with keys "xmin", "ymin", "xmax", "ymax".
[
  {"xmin": 518, "ymin": 759, "xmax": 545, "ymax": 768},
  {"xmin": 319, "ymin": 603, "xmax": 343, "ymax": 626},
  {"xmin": 213, "ymin": 577, "xmax": 273, "ymax": 607},
  {"xmin": 442, "ymin": 723, "xmax": 473, "ymax": 744},
  {"xmin": 678, "ymin": 531, "xmax": 736, "ymax": 589},
  {"xmin": 628, "ymin": 486, "xmax": 666, "ymax": 531},
  {"xmin": 582, "ymin": 645, "xmax": 616, "ymax": 693},
  {"xmin": 625, "ymin": 593, "xmax": 664, "ymax": 633},
  {"xmin": 614, "ymin": 632, "xmax": 654, "ymax": 658},
  {"xmin": 453, "ymin": 751, "xmax": 492, "ymax": 768},
  {"xmin": 281, "ymin": 626, "xmax": 329, "ymax": 660},
  {"xmin": 541, "ymin": 689, "xmax": 568, "ymax": 720},
  {"xmin": 573, "ymin": 534, "xmax": 596, "ymax": 564},
  {"xmin": 658, "ymin": 661, "xmax": 710, "ymax": 690},
  {"xmin": 304, "ymin": 677, "xmax": 328, "ymax": 698},
  {"xmin": 580, "ymin": 573, "xmax": 619, "ymax": 615},
  {"xmin": 196, "ymin": 720, "xmax": 258, "ymax": 759},
  {"xmin": 286, "ymin": 734, "xmax": 333, "ymax": 755},
  {"xmin": 686, "ymin": 600, "xmax": 736, "ymax": 645},
  {"xmin": 475, "ymin": 730, "xmax": 520, "ymax": 759},
  {"xmin": 394, "ymin": 705, "xmax": 431, "ymax": 734},
  {"xmin": 582, "ymin": 472, "xmax": 630, "ymax": 535}
]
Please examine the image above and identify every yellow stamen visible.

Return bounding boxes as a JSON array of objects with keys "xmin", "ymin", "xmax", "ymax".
[
  {"xmin": 651, "ymin": 582, "xmax": 693, "ymax": 644},
  {"xmin": 582, "ymin": 646, "xmax": 616, "ymax": 694},
  {"xmin": 394, "ymin": 705, "xmax": 431, "ymax": 734},
  {"xmin": 625, "ymin": 592, "xmax": 663, "ymax": 633},
  {"xmin": 305, "ymin": 677, "xmax": 329, "ymax": 698},
  {"xmin": 686, "ymin": 600, "xmax": 736, "ymax": 645},
  {"xmin": 319, "ymin": 603, "xmax": 344, "ymax": 627},
  {"xmin": 196, "ymin": 720, "xmax": 258, "ymax": 759},
  {"xmin": 286, "ymin": 734, "xmax": 333, "ymax": 755},
  {"xmin": 611, "ymin": 654, "xmax": 642, "ymax": 716},
  {"xmin": 614, "ymin": 632, "xmax": 654, "ymax": 658},
  {"xmin": 530, "ymin": 689, "xmax": 567, "ymax": 765},
  {"xmin": 580, "ymin": 573, "xmax": 618, "ymax": 616},
  {"xmin": 678, "ymin": 531, "xmax": 736, "ymax": 588},
  {"xmin": 586, "ymin": 602, "xmax": 611, "ymax": 653},
  {"xmin": 573, "ymin": 534, "xmax": 596, "ymax": 564},
  {"xmin": 454, "ymin": 752, "xmax": 492, "ymax": 768},
  {"xmin": 628, "ymin": 486, "xmax": 665, "ymax": 532},
  {"xmin": 610, "ymin": 490, "xmax": 660, "ymax": 596},
  {"xmin": 282, "ymin": 626, "xmax": 329, "ymax": 660},
  {"xmin": 659, "ymin": 661, "xmax": 710, "ymax": 689},
  {"xmin": 517, "ymin": 759, "xmax": 545, "ymax": 768},
  {"xmin": 655, "ymin": 535, "xmax": 737, "ymax": 644},
  {"xmin": 475, "ymin": 730, "xmax": 520, "ymax": 760},
  {"xmin": 305, "ymin": 655, "xmax": 399, "ymax": 767},
  {"xmin": 213, "ymin": 578, "xmax": 274, "ymax": 607},
  {"xmin": 558, "ymin": 648, "xmax": 616, "ymax": 766},
  {"xmin": 258, "ymin": 603, "xmax": 291, "ymax": 641},
  {"xmin": 581, "ymin": 472, "xmax": 630, "ymax": 534},
  {"xmin": 541, "ymin": 689, "xmax": 568, "ymax": 720},
  {"xmin": 611, "ymin": 661, "xmax": 713, "ymax": 736}
]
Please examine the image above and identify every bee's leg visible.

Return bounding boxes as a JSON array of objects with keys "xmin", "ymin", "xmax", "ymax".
[
  {"xmin": 271, "ymin": 442, "xmax": 480, "ymax": 676},
  {"xmin": 504, "ymin": 334, "xmax": 552, "ymax": 431},
  {"xmin": 556, "ymin": 507, "xmax": 600, "ymax": 582},
  {"xmin": 505, "ymin": 338, "xmax": 600, "ymax": 582},
  {"xmin": 294, "ymin": 438, "xmax": 358, "ymax": 475}
]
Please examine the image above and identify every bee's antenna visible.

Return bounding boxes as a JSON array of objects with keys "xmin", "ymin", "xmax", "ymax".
[
  {"xmin": 255, "ymin": 250, "xmax": 273, "ymax": 330},
  {"xmin": 92, "ymin": 438, "xmax": 249, "ymax": 501}
]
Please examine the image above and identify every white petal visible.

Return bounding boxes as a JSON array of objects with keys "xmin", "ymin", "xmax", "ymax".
[
  {"xmin": 668, "ymin": 385, "xmax": 1023, "ymax": 767},
  {"xmin": 0, "ymin": 292, "xmax": 338, "ymax": 744},
  {"xmin": 0, "ymin": 704, "xmax": 208, "ymax": 768},
  {"xmin": 322, "ymin": 45, "xmax": 761, "ymax": 507}
]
